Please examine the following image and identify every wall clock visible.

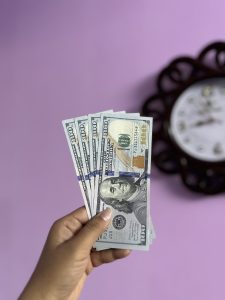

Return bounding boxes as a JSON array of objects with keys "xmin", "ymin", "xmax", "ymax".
[{"xmin": 142, "ymin": 41, "xmax": 225, "ymax": 194}]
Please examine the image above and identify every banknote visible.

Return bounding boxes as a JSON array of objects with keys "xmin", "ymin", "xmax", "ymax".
[
  {"xmin": 62, "ymin": 111, "xmax": 155, "ymax": 251},
  {"xmin": 62, "ymin": 119, "xmax": 92, "ymax": 218},
  {"xmin": 88, "ymin": 111, "xmax": 139, "ymax": 214},
  {"xmin": 93, "ymin": 113, "xmax": 153, "ymax": 250},
  {"xmin": 88, "ymin": 113, "xmax": 101, "ymax": 209},
  {"xmin": 63, "ymin": 112, "xmax": 124, "ymax": 216},
  {"xmin": 75, "ymin": 116, "xmax": 95, "ymax": 214},
  {"xmin": 88, "ymin": 111, "xmax": 113, "ymax": 210}
]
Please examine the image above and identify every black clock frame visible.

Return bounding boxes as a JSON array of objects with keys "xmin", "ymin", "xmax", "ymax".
[{"xmin": 142, "ymin": 41, "xmax": 225, "ymax": 194}]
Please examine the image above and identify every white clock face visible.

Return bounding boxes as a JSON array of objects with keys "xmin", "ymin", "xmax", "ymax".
[{"xmin": 170, "ymin": 78, "xmax": 225, "ymax": 162}]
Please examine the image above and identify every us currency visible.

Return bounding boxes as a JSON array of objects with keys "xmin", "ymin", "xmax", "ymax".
[
  {"xmin": 88, "ymin": 111, "xmax": 139, "ymax": 214},
  {"xmin": 88, "ymin": 111, "xmax": 114, "ymax": 211},
  {"xmin": 94, "ymin": 113, "xmax": 153, "ymax": 250},
  {"xmin": 62, "ymin": 119, "xmax": 92, "ymax": 218},
  {"xmin": 88, "ymin": 113, "xmax": 101, "ymax": 211},
  {"xmin": 75, "ymin": 116, "xmax": 95, "ymax": 214},
  {"xmin": 64, "ymin": 112, "xmax": 121, "ymax": 216}
]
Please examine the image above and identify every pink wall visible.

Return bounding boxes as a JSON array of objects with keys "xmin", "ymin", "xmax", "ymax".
[{"xmin": 1, "ymin": 1, "xmax": 225, "ymax": 299}]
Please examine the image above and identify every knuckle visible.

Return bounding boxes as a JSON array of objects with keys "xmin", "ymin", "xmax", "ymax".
[
  {"xmin": 87, "ymin": 218, "xmax": 103, "ymax": 232},
  {"xmin": 112, "ymin": 251, "xmax": 121, "ymax": 260},
  {"xmin": 50, "ymin": 219, "xmax": 62, "ymax": 233},
  {"xmin": 70, "ymin": 217, "xmax": 82, "ymax": 230}
]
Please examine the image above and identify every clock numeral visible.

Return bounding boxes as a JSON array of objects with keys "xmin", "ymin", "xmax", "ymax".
[
  {"xmin": 178, "ymin": 121, "xmax": 186, "ymax": 132},
  {"xmin": 183, "ymin": 137, "xmax": 190, "ymax": 144},
  {"xmin": 178, "ymin": 110, "xmax": 185, "ymax": 116},
  {"xmin": 213, "ymin": 143, "xmax": 223, "ymax": 155},
  {"xmin": 201, "ymin": 85, "xmax": 213, "ymax": 97},
  {"xmin": 196, "ymin": 145, "xmax": 204, "ymax": 152},
  {"xmin": 188, "ymin": 97, "xmax": 194, "ymax": 103}
]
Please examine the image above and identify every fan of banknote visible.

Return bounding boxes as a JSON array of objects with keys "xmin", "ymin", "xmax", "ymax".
[{"xmin": 62, "ymin": 111, "xmax": 155, "ymax": 251}]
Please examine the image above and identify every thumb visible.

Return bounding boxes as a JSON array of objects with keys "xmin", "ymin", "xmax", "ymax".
[{"xmin": 73, "ymin": 207, "xmax": 112, "ymax": 254}]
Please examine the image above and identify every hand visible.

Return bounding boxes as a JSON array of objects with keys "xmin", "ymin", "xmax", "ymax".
[{"xmin": 19, "ymin": 207, "xmax": 131, "ymax": 300}]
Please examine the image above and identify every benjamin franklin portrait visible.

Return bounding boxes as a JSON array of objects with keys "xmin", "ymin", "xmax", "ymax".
[{"xmin": 98, "ymin": 173, "xmax": 147, "ymax": 225}]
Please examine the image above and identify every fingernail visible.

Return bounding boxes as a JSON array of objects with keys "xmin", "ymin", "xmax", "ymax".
[{"xmin": 99, "ymin": 207, "xmax": 112, "ymax": 221}]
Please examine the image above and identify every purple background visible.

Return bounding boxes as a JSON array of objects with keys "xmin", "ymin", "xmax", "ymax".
[{"xmin": 1, "ymin": 1, "xmax": 225, "ymax": 299}]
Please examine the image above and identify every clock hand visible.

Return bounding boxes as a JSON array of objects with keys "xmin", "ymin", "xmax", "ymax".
[
  {"xmin": 197, "ymin": 107, "xmax": 221, "ymax": 115},
  {"xmin": 191, "ymin": 117, "xmax": 222, "ymax": 127},
  {"xmin": 196, "ymin": 97, "xmax": 221, "ymax": 115}
]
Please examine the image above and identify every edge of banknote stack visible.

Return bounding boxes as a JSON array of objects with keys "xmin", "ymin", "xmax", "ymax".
[{"xmin": 62, "ymin": 111, "xmax": 155, "ymax": 251}]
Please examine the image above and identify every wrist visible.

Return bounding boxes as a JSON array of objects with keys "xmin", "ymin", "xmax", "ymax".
[{"xmin": 18, "ymin": 280, "xmax": 57, "ymax": 300}]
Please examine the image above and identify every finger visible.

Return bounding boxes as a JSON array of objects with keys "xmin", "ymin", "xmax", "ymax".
[
  {"xmin": 48, "ymin": 206, "xmax": 89, "ymax": 247},
  {"xmin": 91, "ymin": 249, "xmax": 131, "ymax": 267},
  {"xmin": 59, "ymin": 206, "xmax": 89, "ymax": 226},
  {"xmin": 71, "ymin": 208, "xmax": 112, "ymax": 255}
]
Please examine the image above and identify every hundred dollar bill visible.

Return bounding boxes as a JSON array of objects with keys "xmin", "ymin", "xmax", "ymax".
[
  {"xmin": 76, "ymin": 112, "xmax": 121, "ymax": 213},
  {"xmin": 88, "ymin": 111, "xmax": 133, "ymax": 213},
  {"xmin": 75, "ymin": 116, "xmax": 95, "ymax": 214},
  {"xmin": 89, "ymin": 112, "xmax": 140, "ymax": 214},
  {"xmin": 88, "ymin": 113, "xmax": 101, "ymax": 210},
  {"xmin": 88, "ymin": 111, "xmax": 114, "ymax": 210},
  {"xmin": 62, "ymin": 119, "xmax": 92, "ymax": 218},
  {"xmin": 96, "ymin": 215, "xmax": 155, "ymax": 251},
  {"xmin": 94, "ymin": 113, "xmax": 153, "ymax": 250}
]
